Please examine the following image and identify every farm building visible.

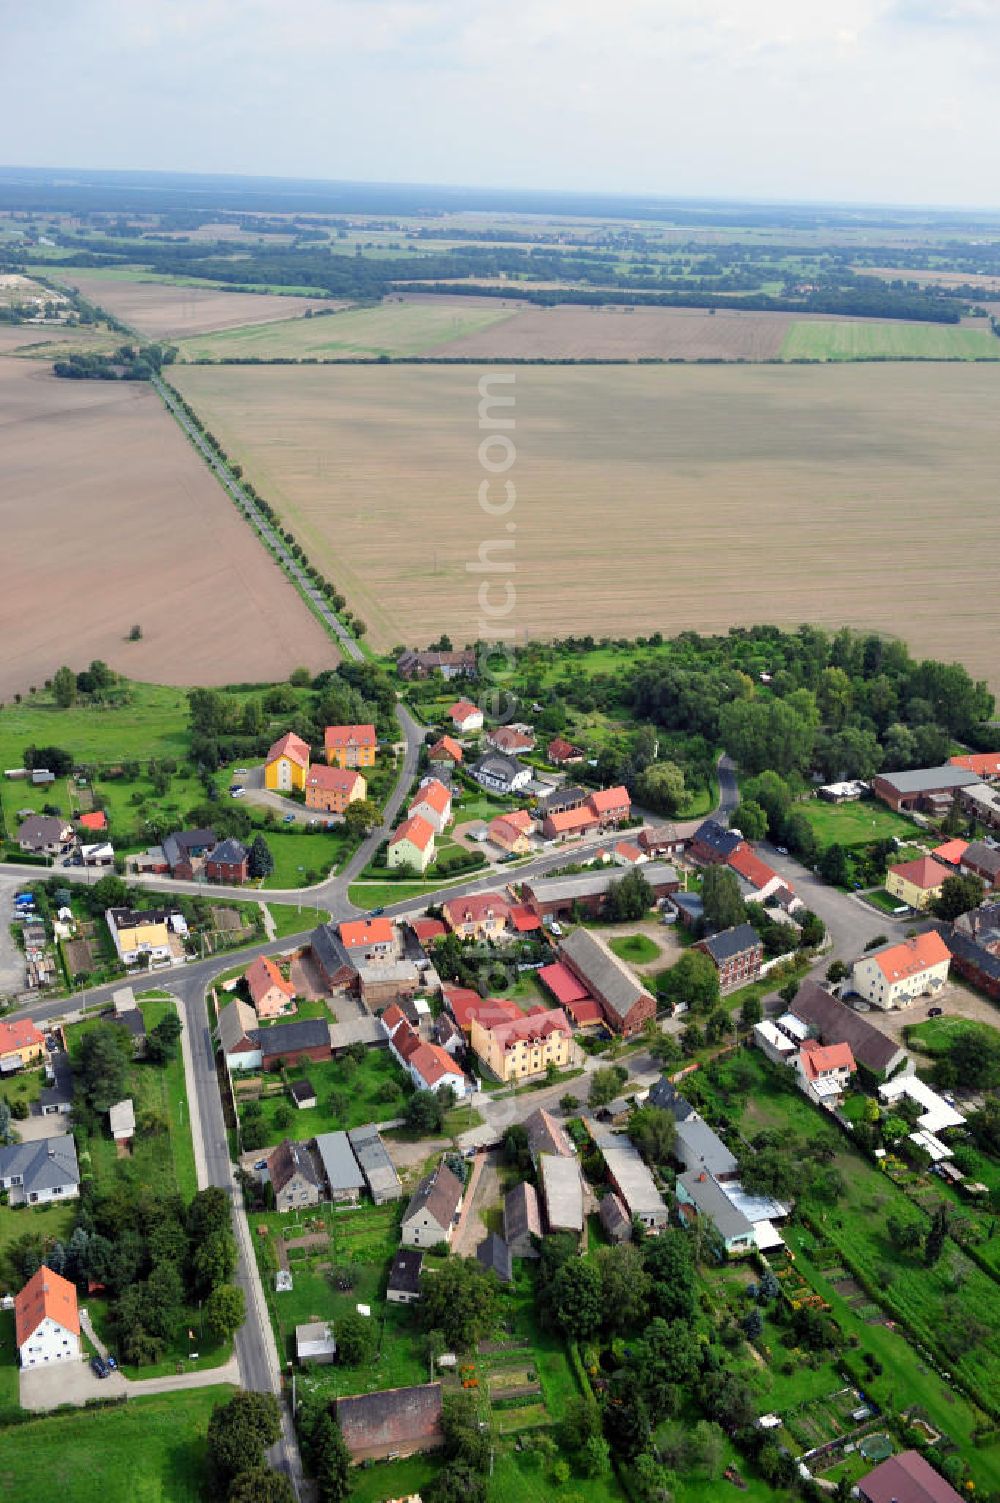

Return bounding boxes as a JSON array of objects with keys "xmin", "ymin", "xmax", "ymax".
[
  {"xmin": 787, "ymin": 978, "xmax": 908, "ymax": 1077},
  {"xmin": 348, "ymin": 1124, "xmax": 401, "ymax": 1203},
  {"xmin": 599, "ymin": 1191, "xmax": 632, "ymax": 1243},
  {"xmin": 871, "ymin": 764, "xmax": 980, "ymax": 813},
  {"xmin": 256, "ymin": 1017, "xmax": 330, "ymax": 1069},
  {"xmin": 476, "ymin": 1232, "xmax": 513, "ymax": 1283},
  {"xmin": 397, "ymin": 648, "xmax": 476, "ymax": 680},
  {"xmin": 687, "ymin": 819, "xmax": 743, "ymax": 866},
  {"xmin": 334, "ymin": 1382, "xmax": 443, "ymax": 1463},
  {"xmin": 959, "ymin": 782, "xmax": 1000, "ymax": 829},
  {"xmin": 522, "ymin": 1106, "xmax": 575, "ymax": 1163},
  {"xmin": 504, "ymin": 1180, "xmax": 542, "ymax": 1257},
  {"xmin": 557, "ymin": 927, "xmax": 656, "ymax": 1036},
  {"xmin": 585, "ymin": 1122, "xmax": 667, "ymax": 1231},
  {"xmin": 538, "ymin": 1153, "xmax": 584, "ymax": 1235},
  {"xmin": 961, "ymin": 839, "xmax": 1000, "ymax": 888},
  {"xmin": 522, "ymin": 861, "xmax": 678, "ymax": 920},
  {"xmin": 313, "ymin": 1131, "xmax": 366, "ymax": 1202}
]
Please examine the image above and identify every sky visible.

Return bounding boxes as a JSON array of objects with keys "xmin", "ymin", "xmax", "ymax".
[{"xmin": 1, "ymin": 0, "xmax": 999, "ymax": 207}]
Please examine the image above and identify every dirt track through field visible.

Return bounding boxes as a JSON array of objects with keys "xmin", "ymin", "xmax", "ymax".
[
  {"xmin": 0, "ymin": 358, "xmax": 334, "ymax": 700},
  {"xmin": 51, "ymin": 273, "xmax": 342, "ymax": 339},
  {"xmin": 171, "ymin": 361, "xmax": 1000, "ymax": 696}
]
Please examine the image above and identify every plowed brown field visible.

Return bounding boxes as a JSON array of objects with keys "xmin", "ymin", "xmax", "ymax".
[
  {"xmin": 0, "ymin": 359, "xmax": 334, "ymax": 700},
  {"xmin": 431, "ymin": 304, "xmax": 794, "ymax": 360},
  {"xmin": 51, "ymin": 273, "xmax": 342, "ymax": 339},
  {"xmin": 170, "ymin": 361, "xmax": 1000, "ymax": 695}
]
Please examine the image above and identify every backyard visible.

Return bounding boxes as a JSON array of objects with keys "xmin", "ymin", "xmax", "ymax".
[
  {"xmin": 237, "ymin": 1047, "xmax": 412, "ymax": 1146},
  {"xmin": 798, "ymin": 798, "xmax": 920, "ymax": 850}
]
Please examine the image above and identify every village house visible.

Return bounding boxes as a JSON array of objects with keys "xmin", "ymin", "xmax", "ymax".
[
  {"xmin": 488, "ymin": 809, "xmax": 534, "ymax": 855},
  {"xmin": 485, "ymin": 724, "xmax": 535, "ymax": 755},
  {"xmin": 795, "ymin": 1039, "xmax": 856, "ymax": 1105},
  {"xmin": 340, "ymin": 917, "xmax": 396, "ymax": 961},
  {"xmin": 784, "ymin": 977, "xmax": 909, "ymax": 1079},
  {"xmin": 0, "ymin": 1135, "xmax": 81, "ymax": 1205},
  {"xmin": 407, "ymin": 778, "xmax": 453, "ymax": 833},
  {"xmin": 871, "ymin": 764, "xmax": 981, "ymax": 814},
  {"xmin": 15, "ymin": 1265, "xmax": 80, "ymax": 1368},
  {"xmin": 540, "ymin": 785, "xmax": 632, "ymax": 840},
  {"xmin": 0, "ymin": 1017, "xmax": 46, "ymax": 1071},
  {"xmin": 694, "ymin": 924, "xmax": 764, "ymax": 993},
  {"xmin": 309, "ymin": 922, "xmax": 358, "ymax": 992},
  {"xmin": 557, "ymin": 927, "xmax": 656, "ymax": 1037},
  {"xmin": 106, "ymin": 907, "xmax": 186, "ymax": 968},
  {"xmin": 334, "ymin": 1383, "xmax": 444, "ymax": 1464},
  {"xmin": 547, "ymin": 737, "xmax": 584, "ymax": 766},
  {"xmin": 857, "ymin": 1448, "xmax": 965, "ymax": 1503},
  {"xmin": 470, "ymin": 752, "xmax": 532, "ymax": 796},
  {"xmin": 397, "ymin": 647, "xmax": 477, "ymax": 680},
  {"xmin": 960, "ymin": 839, "xmax": 1000, "ymax": 889},
  {"xmin": 449, "ymin": 699, "xmax": 484, "ymax": 734},
  {"xmin": 305, "ymin": 763, "xmax": 366, "ymax": 814},
  {"xmin": 504, "ymin": 1180, "xmax": 542, "ymax": 1257},
  {"xmin": 265, "ymin": 731, "xmax": 311, "ymax": 792},
  {"xmin": 727, "ymin": 844, "xmax": 798, "ymax": 907},
  {"xmin": 17, "ymin": 814, "xmax": 74, "ymax": 856},
  {"xmin": 162, "ymin": 827, "xmax": 217, "ymax": 880},
  {"xmin": 470, "ymin": 1007, "xmax": 574, "ymax": 1083},
  {"xmin": 205, "ymin": 837, "xmax": 249, "ymax": 885},
  {"xmin": 850, "ymin": 931, "xmax": 951, "ymax": 1010},
  {"xmin": 959, "ymin": 781, "xmax": 1000, "ymax": 830},
  {"xmin": 325, "ymin": 724, "xmax": 377, "ymax": 769},
  {"xmin": 246, "ymin": 954, "xmax": 297, "ymax": 1019},
  {"xmin": 216, "ymin": 997, "xmax": 263, "ymax": 1071},
  {"xmin": 401, "ymin": 1161, "xmax": 464, "ymax": 1248},
  {"xmin": 441, "ymin": 891, "xmax": 509, "ymax": 940},
  {"xmin": 428, "ymin": 734, "xmax": 463, "ymax": 768},
  {"xmin": 688, "ymin": 818, "xmax": 744, "ymax": 866},
  {"xmin": 523, "ymin": 1105, "xmax": 575, "ymax": 1163},
  {"xmin": 265, "ymin": 1138, "xmax": 323, "ymax": 1212},
  {"xmin": 886, "ymin": 855, "xmax": 951, "ymax": 911},
  {"xmin": 388, "ymin": 814, "xmax": 436, "ymax": 874},
  {"xmin": 386, "ymin": 1248, "xmax": 424, "ymax": 1304},
  {"xmin": 384, "ymin": 1014, "xmax": 467, "ymax": 1096}
]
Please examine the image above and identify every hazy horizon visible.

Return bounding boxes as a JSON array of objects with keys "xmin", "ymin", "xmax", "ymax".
[{"xmin": 1, "ymin": 1, "xmax": 998, "ymax": 210}]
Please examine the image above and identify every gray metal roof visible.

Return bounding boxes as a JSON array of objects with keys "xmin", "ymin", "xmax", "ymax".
[
  {"xmin": 314, "ymin": 1131, "xmax": 365, "ymax": 1193},
  {"xmin": 598, "ymin": 1135, "xmax": 667, "ymax": 1219},
  {"xmin": 559, "ymin": 927, "xmax": 652, "ymax": 1026},
  {"xmin": 255, "ymin": 1017, "xmax": 330, "ymax": 1059},
  {"xmin": 539, "ymin": 1153, "xmax": 584, "ymax": 1232},
  {"xmin": 526, "ymin": 861, "xmax": 678, "ymax": 905},
  {"xmin": 879, "ymin": 764, "xmax": 980, "ymax": 794},
  {"xmin": 678, "ymin": 1169, "xmax": 754, "ymax": 1241},
  {"xmin": 674, "ymin": 1116, "xmax": 738, "ymax": 1179},
  {"xmin": 476, "ymin": 1232, "xmax": 513, "ymax": 1282},
  {"xmin": 348, "ymin": 1123, "xmax": 402, "ymax": 1200}
]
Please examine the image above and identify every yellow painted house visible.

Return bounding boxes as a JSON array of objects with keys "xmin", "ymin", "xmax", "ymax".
[
  {"xmin": 885, "ymin": 855, "xmax": 951, "ymax": 911},
  {"xmin": 325, "ymin": 724, "xmax": 377, "ymax": 769},
  {"xmin": 264, "ymin": 731, "xmax": 311, "ymax": 793},
  {"xmin": 470, "ymin": 1008, "xmax": 574, "ymax": 1083},
  {"xmin": 0, "ymin": 1018, "xmax": 46, "ymax": 1069}
]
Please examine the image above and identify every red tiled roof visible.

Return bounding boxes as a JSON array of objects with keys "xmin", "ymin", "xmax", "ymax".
[
  {"xmin": 429, "ymin": 735, "xmax": 463, "ymax": 762},
  {"xmin": 0, "ymin": 1018, "xmax": 45, "ymax": 1055},
  {"xmin": 325, "ymin": 723, "xmax": 376, "ymax": 750},
  {"xmin": 410, "ymin": 1041, "xmax": 463, "ymax": 1087},
  {"xmin": 306, "ymin": 763, "xmax": 364, "ymax": 792},
  {"xmin": 449, "ymin": 699, "xmax": 480, "ymax": 722},
  {"xmin": 857, "ymin": 1449, "xmax": 964, "ymax": 1503},
  {"xmin": 441, "ymin": 892, "xmax": 510, "ymax": 928},
  {"xmin": 548, "ymin": 738, "xmax": 582, "ymax": 762},
  {"xmin": 381, "ymin": 1003, "xmax": 407, "ymax": 1035},
  {"xmin": 728, "ymin": 844, "xmax": 780, "ymax": 890},
  {"xmin": 489, "ymin": 815, "xmax": 529, "ymax": 848},
  {"xmin": 950, "ymin": 752, "xmax": 1000, "ymax": 777},
  {"xmin": 509, "ymin": 905, "xmax": 542, "ymax": 933},
  {"xmin": 588, "ymin": 785, "xmax": 630, "ymax": 815},
  {"xmin": 932, "ymin": 838, "xmax": 969, "ymax": 866},
  {"xmin": 246, "ymin": 954, "xmax": 295, "ymax": 1005},
  {"xmin": 409, "ymin": 778, "xmax": 451, "ymax": 816},
  {"xmin": 410, "ymin": 918, "xmax": 447, "ymax": 943},
  {"xmin": 15, "ymin": 1265, "xmax": 79, "ymax": 1346},
  {"xmin": 799, "ymin": 1038, "xmax": 855, "ymax": 1080},
  {"xmin": 485, "ymin": 1008, "xmax": 573, "ymax": 1051},
  {"xmin": 267, "ymin": 731, "xmax": 310, "ymax": 768},
  {"xmin": 488, "ymin": 726, "xmax": 534, "ymax": 753},
  {"xmin": 390, "ymin": 814, "xmax": 435, "ymax": 852},
  {"xmin": 340, "ymin": 917, "xmax": 394, "ymax": 948},
  {"xmin": 539, "ymin": 961, "xmax": 592, "ymax": 1007},
  {"xmin": 888, "ymin": 856, "xmax": 952, "ymax": 890},
  {"xmin": 614, "ymin": 841, "xmax": 644, "ymax": 863},
  {"xmin": 444, "ymin": 989, "xmax": 521, "ymax": 1033},
  {"xmin": 78, "ymin": 810, "xmax": 107, "ymax": 831},
  {"xmin": 871, "ymin": 930, "xmax": 951, "ymax": 982},
  {"xmin": 545, "ymin": 805, "xmax": 597, "ymax": 835},
  {"xmin": 393, "ymin": 1021, "xmax": 423, "ymax": 1062}
]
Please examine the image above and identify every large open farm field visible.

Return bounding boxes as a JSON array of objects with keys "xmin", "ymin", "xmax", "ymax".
[
  {"xmin": 172, "ymin": 361, "xmax": 1000, "ymax": 692},
  {"xmin": 781, "ymin": 318, "xmax": 1000, "ymax": 361},
  {"xmin": 0, "ymin": 322, "xmax": 126, "ymax": 358},
  {"xmin": 50, "ymin": 269, "xmax": 342, "ymax": 339},
  {"xmin": 0, "ymin": 357, "xmax": 333, "ymax": 701},
  {"xmin": 176, "ymin": 294, "xmax": 521, "ymax": 360}
]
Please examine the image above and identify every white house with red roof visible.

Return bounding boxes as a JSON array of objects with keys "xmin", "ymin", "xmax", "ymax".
[
  {"xmin": 245, "ymin": 954, "xmax": 296, "ymax": 1020},
  {"xmin": 15, "ymin": 1264, "xmax": 80, "ymax": 1367},
  {"xmin": 388, "ymin": 814, "xmax": 436, "ymax": 874},
  {"xmin": 428, "ymin": 734, "xmax": 463, "ymax": 766},
  {"xmin": 385, "ymin": 1014, "xmax": 468, "ymax": 1096},
  {"xmin": 449, "ymin": 699, "xmax": 483, "ymax": 734},
  {"xmin": 851, "ymin": 931, "xmax": 951, "ymax": 1010},
  {"xmin": 727, "ymin": 844, "xmax": 800, "ymax": 909},
  {"xmin": 488, "ymin": 809, "xmax": 535, "ymax": 855},
  {"xmin": 408, "ymin": 778, "xmax": 453, "ymax": 833},
  {"xmin": 795, "ymin": 1039, "xmax": 856, "ymax": 1105},
  {"xmin": 340, "ymin": 917, "xmax": 396, "ymax": 959},
  {"xmin": 485, "ymin": 725, "xmax": 535, "ymax": 755},
  {"xmin": 613, "ymin": 840, "xmax": 647, "ymax": 867}
]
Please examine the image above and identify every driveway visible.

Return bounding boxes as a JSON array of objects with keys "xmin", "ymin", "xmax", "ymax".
[
  {"xmin": 866, "ymin": 977, "xmax": 1000, "ymax": 1046},
  {"xmin": 453, "ymin": 1149, "xmax": 502, "ymax": 1257},
  {"xmin": 17, "ymin": 1111, "xmax": 71, "ymax": 1143},
  {"xmin": 0, "ymin": 874, "xmax": 28, "ymax": 997},
  {"xmin": 20, "ymin": 1358, "xmax": 126, "ymax": 1412}
]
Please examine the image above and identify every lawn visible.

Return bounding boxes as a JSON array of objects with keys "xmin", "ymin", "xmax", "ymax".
[
  {"xmin": 0, "ymin": 680, "xmax": 192, "ymax": 770},
  {"xmin": 240, "ymin": 1048, "xmax": 411, "ymax": 1146},
  {"xmin": 865, "ymin": 887, "xmax": 909, "ymax": 914},
  {"xmin": 0, "ymin": 1309, "xmax": 21, "ymax": 1421},
  {"xmin": 0, "ymin": 1385, "xmax": 234, "ymax": 1502},
  {"xmin": 609, "ymin": 932, "xmax": 661, "ymax": 965},
  {"xmin": 798, "ymin": 798, "xmax": 920, "ymax": 849},
  {"xmin": 781, "ymin": 318, "xmax": 1000, "ymax": 361},
  {"xmin": 906, "ymin": 1014, "xmax": 1000, "ymax": 1056},
  {"xmin": 0, "ymin": 1200, "xmax": 77, "ymax": 1284},
  {"xmin": 261, "ymin": 828, "xmax": 350, "ymax": 888},
  {"xmin": 267, "ymin": 900, "xmax": 328, "ymax": 939},
  {"xmin": 348, "ymin": 877, "xmax": 475, "ymax": 907}
]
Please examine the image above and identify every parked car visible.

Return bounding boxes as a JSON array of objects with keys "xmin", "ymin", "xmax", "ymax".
[
  {"xmin": 105, "ymin": 1354, "xmax": 118, "ymax": 1372},
  {"xmin": 90, "ymin": 1355, "xmax": 108, "ymax": 1379},
  {"xmin": 928, "ymin": 1006, "xmax": 944, "ymax": 1018},
  {"xmin": 369, "ymin": 906, "xmax": 385, "ymax": 917},
  {"xmin": 775, "ymin": 845, "xmax": 789, "ymax": 856},
  {"xmin": 283, "ymin": 814, "xmax": 295, "ymax": 824}
]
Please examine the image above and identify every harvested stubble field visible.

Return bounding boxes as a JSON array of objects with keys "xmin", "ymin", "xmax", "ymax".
[
  {"xmin": 0, "ymin": 323, "xmax": 124, "ymax": 358},
  {"xmin": 0, "ymin": 358, "xmax": 333, "ymax": 701},
  {"xmin": 52, "ymin": 270, "xmax": 342, "ymax": 339},
  {"xmin": 171, "ymin": 361, "xmax": 1000, "ymax": 693},
  {"xmin": 176, "ymin": 294, "xmax": 521, "ymax": 361}
]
